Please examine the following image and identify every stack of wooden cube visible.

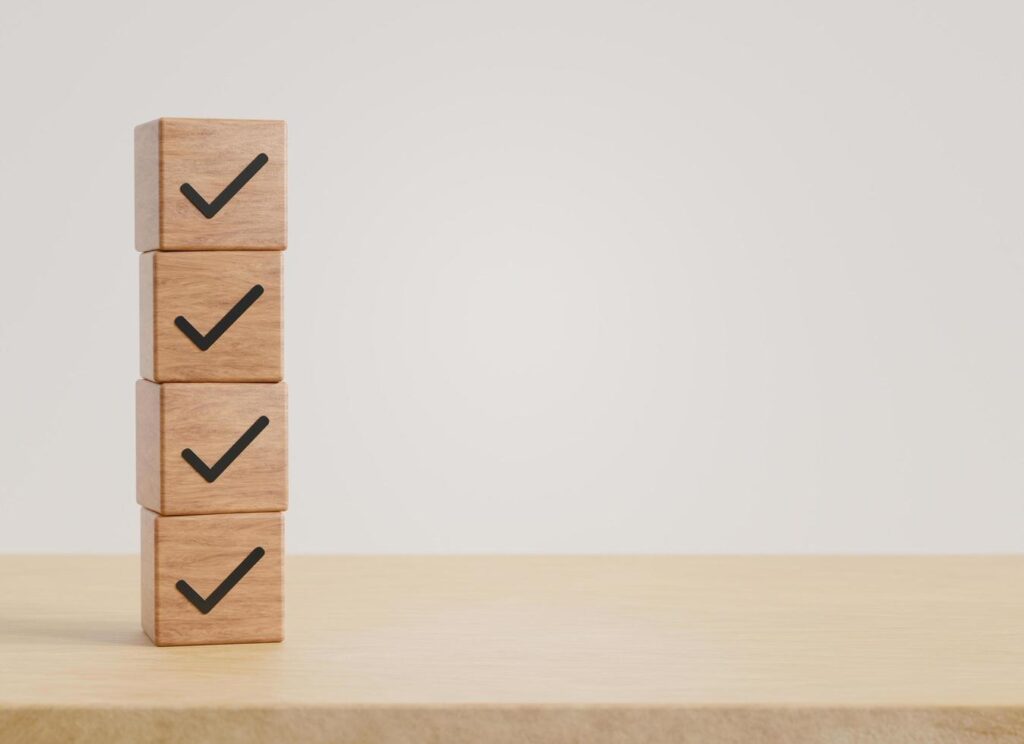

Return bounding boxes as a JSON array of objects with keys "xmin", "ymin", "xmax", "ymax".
[{"xmin": 134, "ymin": 118, "xmax": 288, "ymax": 646}]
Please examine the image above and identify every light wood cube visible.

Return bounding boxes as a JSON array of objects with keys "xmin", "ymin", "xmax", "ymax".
[
  {"xmin": 141, "ymin": 510, "xmax": 283, "ymax": 646},
  {"xmin": 135, "ymin": 118, "xmax": 286, "ymax": 252},
  {"xmin": 136, "ymin": 380, "xmax": 287, "ymax": 516},
  {"xmin": 140, "ymin": 251, "xmax": 282, "ymax": 382}
]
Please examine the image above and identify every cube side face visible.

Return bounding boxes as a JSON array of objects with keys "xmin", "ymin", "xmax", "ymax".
[
  {"xmin": 139, "ymin": 253, "xmax": 155, "ymax": 380},
  {"xmin": 134, "ymin": 120, "xmax": 161, "ymax": 253},
  {"xmin": 141, "ymin": 508, "xmax": 157, "ymax": 642},
  {"xmin": 159, "ymin": 382, "xmax": 288, "ymax": 516},
  {"xmin": 136, "ymin": 381, "xmax": 163, "ymax": 513},
  {"xmin": 149, "ymin": 512, "xmax": 284, "ymax": 646},
  {"xmin": 158, "ymin": 118, "xmax": 286, "ymax": 251},
  {"xmin": 148, "ymin": 251, "xmax": 283, "ymax": 382}
]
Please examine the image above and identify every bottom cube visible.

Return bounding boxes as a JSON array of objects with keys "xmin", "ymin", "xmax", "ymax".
[{"xmin": 141, "ymin": 509, "xmax": 283, "ymax": 646}]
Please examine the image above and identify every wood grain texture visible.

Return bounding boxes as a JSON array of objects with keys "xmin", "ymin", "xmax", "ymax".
[
  {"xmin": 1, "ymin": 556, "xmax": 1023, "ymax": 742},
  {"xmin": 138, "ymin": 248, "xmax": 154, "ymax": 376},
  {"xmin": 4, "ymin": 707, "xmax": 1024, "ymax": 744},
  {"xmin": 139, "ymin": 509, "xmax": 155, "ymax": 638},
  {"xmin": 134, "ymin": 121, "xmax": 160, "ymax": 258},
  {"xmin": 140, "ymin": 251, "xmax": 283, "ymax": 382},
  {"xmin": 134, "ymin": 118, "xmax": 286, "ymax": 252},
  {"xmin": 140, "ymin": 512, "xmax": 283, "ymax": 647},
  {"xmin": 135, "ymin": 381, "xmax": 287, "ymax": 516},
  {"xmin": 135, "ymin": 381, "xmax": 161, "ymax": 514}
]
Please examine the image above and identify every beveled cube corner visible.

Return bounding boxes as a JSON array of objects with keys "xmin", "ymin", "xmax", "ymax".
[{"xmin": 135, "ymin": 118, "xmax": 287, "ymax": 252}]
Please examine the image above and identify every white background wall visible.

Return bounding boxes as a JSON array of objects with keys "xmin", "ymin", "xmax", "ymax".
[{"xmin": 0, "ymin": 1, "xmax": 1021, "ymax": 553}]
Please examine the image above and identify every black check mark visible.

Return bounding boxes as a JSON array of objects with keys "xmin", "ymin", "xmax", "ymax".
[
  {"xmin": 181, "ymin": 416, "xmax": 270, "ymax": 483},
  {"xmin": 176, "ymin": 547, "xmax": 266, "ymax": 614},
  {"xmin": 174, "ymin": 284, "xmax": 264, "ymax": 351},
  {"xmin": 180, "ymin": 153, "xmax": 269, "ymax": 218}
]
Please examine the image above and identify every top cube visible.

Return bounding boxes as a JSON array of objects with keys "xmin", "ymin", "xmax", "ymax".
[{"xmin": 135, "ymin": 118, "xmax": 287, "ymax": 252}]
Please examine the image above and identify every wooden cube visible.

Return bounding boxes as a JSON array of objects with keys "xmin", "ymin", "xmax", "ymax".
[
  {"xmin": 141, "ymin": 509, "xmax": 283, "ymax": 646},
  {"xmin": 135, "ymin": 118, "xmax": 286, "ymax": 252},
  {"xmin": 136, "ymin": 380, "xmax": 287, "ymax": 516},
  {"xmin": 140, "ymin": 251, "xmax": 282, "ymax": 382}
]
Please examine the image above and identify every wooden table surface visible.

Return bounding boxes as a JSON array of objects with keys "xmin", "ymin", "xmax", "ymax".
[{"xmin": 1, "ymin": 555, "xmax": 1022, "ymax": 743}]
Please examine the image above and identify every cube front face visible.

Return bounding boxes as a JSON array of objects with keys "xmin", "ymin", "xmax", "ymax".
[
  {"xmin": 135, "ymin": 118, "xmax": 286, "ymax": 252},
  {"xmin": 141, "ymin": 250, "xmax": 283, "ymax": 382},
  {"xmin": 136, "ymin": 381, "xmax": 288, "ymax": 516},
  {"xmin": 142, "ymin": 510, "xmax": 283, "ymax": 646}
]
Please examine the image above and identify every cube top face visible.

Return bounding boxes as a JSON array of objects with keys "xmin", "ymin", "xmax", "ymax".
[
  {"xmin": 137, "ymin": 381, "xmax": 288, "ymax": 516},
  {"xmin": 141, "ymin": 251, "xmax": 283, "ymax": 382},
  {"xmin": 135, "ymin": 118, "xmax": 287, "ymax": 252},
  {"xmin": 142, "ymin": 510, "xmax": 283, "ymax": 646}
]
